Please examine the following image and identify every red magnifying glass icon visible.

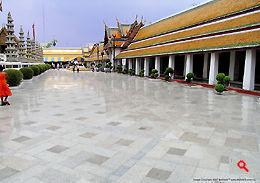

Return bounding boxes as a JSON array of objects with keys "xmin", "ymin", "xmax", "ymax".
[{"xmin": 237, "ymin": 160, "xmax": 249, "ymax": 172}]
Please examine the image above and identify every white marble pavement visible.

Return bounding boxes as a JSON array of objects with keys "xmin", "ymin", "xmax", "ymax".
[{"xmin": 0, "ymin": 70, "xmax": 259, "ymax": 183}]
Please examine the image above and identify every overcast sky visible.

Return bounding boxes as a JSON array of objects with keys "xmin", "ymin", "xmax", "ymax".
[{"xmin": 1, "ymin": 0, "xmax": 205, "ymax": 47}]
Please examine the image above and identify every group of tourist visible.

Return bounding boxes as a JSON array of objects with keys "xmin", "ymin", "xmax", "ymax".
[{"xmin": 0, "ymin": 66, "xmax": 11, "ymax": 106}]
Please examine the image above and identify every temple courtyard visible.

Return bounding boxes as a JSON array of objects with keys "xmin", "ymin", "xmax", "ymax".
[{"xmin": 0, "ymin": 70, "xmax": 259, "ymax": 183}]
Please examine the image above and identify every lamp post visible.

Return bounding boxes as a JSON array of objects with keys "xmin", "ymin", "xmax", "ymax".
[
  {"xmin": 112, "ymin": 34, "xmax": 116, "ymax": 71},
  {"xmin": 101, "ymin": 51, "xmax": 104, "ymax": 70},
  {"xmin": 97, "ymin": 43, "xmax": 99, "ymax": 63}
]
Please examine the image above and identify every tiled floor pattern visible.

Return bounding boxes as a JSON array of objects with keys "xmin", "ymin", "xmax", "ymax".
[{"xmin": 0, "ymin": 70, "xmax": 259, "ymax": 183}]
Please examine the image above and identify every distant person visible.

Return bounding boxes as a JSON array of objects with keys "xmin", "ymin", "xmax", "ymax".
[
  {"xmin": 73, "ymin": 65, "xmax": 75, "ymax": 72},
  {"xmin": 77, "ymin": 65, "xmax": 80, "ymax": 72},
  {"xmin": 57, "ymin": 63, "xmax": 60, "ymax": 70},
  {"xmin": 0, "ymin": 66, "xmax": 12, "ymax": 106},
  {"xmin": 52, "ymin": 63, "xmax": 55, "ymax": 69}
]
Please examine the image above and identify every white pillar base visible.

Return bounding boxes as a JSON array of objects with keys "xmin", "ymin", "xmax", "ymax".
[
  {"xmin": 169, "ymin": 55, "xmax": 175, "ymax": 69},
  {"xmin": 155, "ymin": 56, "xmax": 160, "ymax": 75},
  {"xmin": 135, "ymin": 58, "xmax": 140, "ymax": 75},
  {"xmin": 209, "ymin": 53, "xmax": 219, "ymax": 85},
  {"xmin": 185, "ymin": 54, "xmax": 193, "ymax": 78},
  {"xmin": 243, "ymin": 49, "xmax": 256, "ymax": 90}
]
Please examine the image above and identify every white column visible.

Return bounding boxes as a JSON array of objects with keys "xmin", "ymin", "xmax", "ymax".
[
  {"xmin": 183, "ymin": 55, "xmax": 187, "ymax": 76},
  {"xmin": 155, "ymin": 56, "xmax": 161, "ymax": 75},
  {"xmin": 209, "ymin": 52, "xmax": 219, "ymax": 85},
  {"xmin": 122, "ymin": 59, "xmax": 126, "ymax": 70},
  {"xmin": 185, "ymin": 54, "xmax": 193, "ymax": 78},
  {"xmin": 128, "ymin": 59, "xmax": 133, "ymax": 69},
  {"xmin": 229, "ymin": 51, "xmax": 236, "ymax": 80},
  {"xmin": 169, "ymin": 55, "xmax": 175, "ymax": 69},
  {"xmin": 243, "ymin": 49, "xmax": 256, "ymax": 90},
  {"xmin": 203, "ymin": 53, "xmax": 209, "ymax": 79},
  {"xmin": 144, "ymin": 57, "xmax": 150, "ymax": 76},
  {"xmin": 135, "ymin": 58, "xmax": 140, "ymax": 75}
]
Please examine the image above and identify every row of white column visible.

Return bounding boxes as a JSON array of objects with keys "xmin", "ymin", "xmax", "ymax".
[{"xmin": 122, "ymin": 49, "xmax": 256, "ymax": 90}]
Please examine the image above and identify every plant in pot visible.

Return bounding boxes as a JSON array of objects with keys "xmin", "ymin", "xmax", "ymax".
[
  {"xmin": 122, "ymin": 68, "xmax": 128, "ymax": 74},
  {"xmin": 163, "ymin": 67, "xmax": 174, "ymax": 81},
  {"xmin": 128, "ymin": 69, "xmax": 135, "ymax": 76},
  {"xmin": 150, "ymin": 69, "xmax": 158, "ymax": 79},
  {"xmin": 139, "ymin": 69, "xmax": 144, "ymax": 77},
  {"xmin": 215, "ymin": 84, "xmax": 225, "ymax": 95},
  {"xmin": 216, "ymin": 73, "xmax": 231, "ymax": 90},
  {"xmin": 105, "ymin": 62, "xmax": 112, "ymax": 73},
  {"xmin": 186, "ymin": 73, "xmax": 194, "ymax": 83},
  {"xmin": 216, "ymin": 73, "xmax": 225, "ymax": 84},
  {"xmin": 116, "ymin": 65, "xmax": 122, "ymax": 73},
  {"xmin": 223, "ymin": 76, "xmax": 231, "ymax": 88},
  {"xmin": 96, "ymin": 63, "xmax": 102, "ymax": 72}
]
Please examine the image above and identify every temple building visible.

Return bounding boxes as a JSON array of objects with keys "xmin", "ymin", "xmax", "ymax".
[
  {"xmin": 85, "ymin": 43, "xmax": 108, "ymax": 66},
  {"xmin": 116, "ymin": 0, "xmax": 260, "ymax": 91},
  {"xmin": 43, "ymin": 48, "xmax": 86, "ymax": 67},
  {"xmin": 103, "ymin": 18, "xmax": 144, "ymax": 68},
  {"xmin": 0, "ymin": 12, "xmax": 44, "ymax": 68}
]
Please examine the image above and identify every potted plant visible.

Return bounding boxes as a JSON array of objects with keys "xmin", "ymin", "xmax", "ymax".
[
  {"xmin": 96, "ymin": 63, "xmax": 102, "ymax": 72},
  {"xmin": 186, "ymin": 72, "xmax": 194, "ymax": 83},
  {"xmin": 116, "ymin": 65, "xmax": 122, "ymax": 73},
  {"xmin": 163, "ymin": 67, "xmax": 174, "ymax": 81},
  {"xmin": 105, "ymin": 61, "xmax": 112, "ymax": 73},
  {"xmin": 216, "ymin": 73, "xmax": 231, "ymax": 90},
  {"xmin": 150, "ymin": 69, "xmax": 159, "ymax": 79},
  {"xmin": 128, "ymin": 69, "xmax": 135, "ymax": 76},
  {"xmin": 122, "ymin": 68, "xmax": 128, "ymax": 74},
  {"xmin": 215, "ymin": 84, "xmax": 225, "ymax": 95},
  {"xmin": 139, "ymin": 69, "xmax": 144, "ymax": 77}
]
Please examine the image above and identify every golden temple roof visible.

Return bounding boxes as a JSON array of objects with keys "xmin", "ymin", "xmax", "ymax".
[{"xmin": 117, "ymin": 0, "xmax": 260, "ymax": 58}]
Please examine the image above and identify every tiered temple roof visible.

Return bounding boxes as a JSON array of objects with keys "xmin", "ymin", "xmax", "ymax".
[
  {"xmin": 86, "ymin": 43, "xmax": 108, "ymax": 62},
  {"xmin": 104, "ymin": 18, "xmax": 144, "ymax": 50},
  {"xmin": 117, "ymin": 0, "xmax": 260, "ymax": 58}
]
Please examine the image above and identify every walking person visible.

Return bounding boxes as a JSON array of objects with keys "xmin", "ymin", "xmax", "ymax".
[
  {"xmin": 0, "ymin": 66, "xmax": 12, "ymax": 106},
  {"xmin": 73, "ymin": 64, "xmax": 76, "ymax": 72},
  {"xmin": 77, "ymin": 65, "xmax": 80, "ymax": 72}
]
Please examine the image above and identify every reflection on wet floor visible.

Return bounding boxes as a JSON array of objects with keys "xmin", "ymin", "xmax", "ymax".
[{"xmin": 0, "ymin": 70, "xmax": 259, "ymax": 182}]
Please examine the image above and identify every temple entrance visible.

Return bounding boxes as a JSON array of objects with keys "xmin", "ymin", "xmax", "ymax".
[
  {"xmin": 218, "ymin": 52, "xmax": 230, "ymax": 76},
  {"xmin": 174, "ymin": 55, "xmax": 185, "ymax": 78},
  {"xmin": 234, "ymin": 51, "xmax": 245, "ymax": 82},
  {"xmin": 255, "ymin": 49, "xmax": 260, "ymax": 90},
  {"xmin": 149, "ymin": 57, "xmax": 155, "ymax": 74},
  {"xmin": 193, "ymin": 54, "xmax": 204, "ymax": 80},
  {"xmin": 160, "ymin": 56, "xmax": 169, "ymax": 74}
]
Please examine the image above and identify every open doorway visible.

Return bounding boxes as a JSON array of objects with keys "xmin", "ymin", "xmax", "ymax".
[
  {"xmin": 174, "ymin": 55, "xmax": 185, "ymax": 78},
  {"xmin": 160, "ymin": 56, "xmax": 169, "ymax": 74}
]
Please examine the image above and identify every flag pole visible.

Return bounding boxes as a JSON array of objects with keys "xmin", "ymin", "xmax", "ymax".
[{"xmin": 32, "ymin": 24, "xmax": 35, "ymax": 40}]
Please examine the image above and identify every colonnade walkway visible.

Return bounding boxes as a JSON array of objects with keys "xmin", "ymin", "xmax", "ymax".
[{"xmin": 0, "ymin": 70, "xmax": 259, "ymax": 182}]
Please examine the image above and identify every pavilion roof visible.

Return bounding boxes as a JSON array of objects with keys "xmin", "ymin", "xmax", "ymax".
[
  {"xmin": 104, "ymin": 18, "xmax": 144, "ymax": 49},
  {"xmin": 86, "ymin": 43, "xmax": 108, "ymax": 62},
  {"xmin": 117, "ymin": 0, "xmax": 260, "ymax": 59}
]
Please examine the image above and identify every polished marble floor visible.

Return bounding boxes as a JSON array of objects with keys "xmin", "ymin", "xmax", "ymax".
[{"xmin": 0, "ymin": 70, "xmax": 259, "ymax": 183}]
